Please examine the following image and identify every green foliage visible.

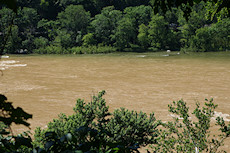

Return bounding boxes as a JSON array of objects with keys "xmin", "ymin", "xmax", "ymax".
[
  {"xmin": 37, "ymin": 19, "xmax": 60, "ymax": 40},
  {"xmin": 0, "ymin": 94, "xmax": 33, "ymax": 152},
  {"xmin": 205, "ymin": 0, "xmax": 230, "ymax": 21},
  {"xmin": 33, "ymin": 36, "xmax": 48, "ymax": 50},
  {"xmin": 0, "ymin": 131, "xmax": 32, "ymax": 153},
  {"xmin": 188, "ymin": 17, "xmax": 230, "ymax": 52},
  {"xmin": 148, "ymin": 14, "xmax": 171, "ymax": 50},
  {"xmin": 34, "ymin": 91, "xmax": 159, "ymax": 152},
  {"xmin": 137, "ymin": 24, "xmax": 150, "ymax": 49},
  {"xmin": 189, "ymin": 26, "xmax": 216, "ymax": 52},
  {"xmin": 57, "ymin": 5, "xmax": 90, "ymax": 34},
  {"xmin": 91, "ymin": 6, "xmax": 122, "ymax": 45},
  {"xmin": 54, "ymin": 30, "xmax": 74, "ymax": 49},
  {"xmin": 124, "ymin": 5, "xmax": 152, "ymax": 28},
  {"xmin": 15, "ymin": 7, "xmax": 39, "ymax": 32},
  {"xmin": 0, "ymin": 7, "xmax": 15, "ymax": 55},
  {"xmin": 122, "ymin": 5, "xmax": 153, "ymax": 46},
  {"xmin": 53, "ymin": 5, "xmax": 90, "ymax": 48},
  {"xmin": 211, "ymin": 17, "xmax": 230, "ymax": 51},
  {"xmin": 82, "ymin": 33, "xmax": 96, "ymax": 47},
  {"xmin": 43, "ymin": 45, "xmax": 67, "ymax": 54},
  {"xmin": 113, "ymin": 17, "xmax": 136, "ymax": 50},
  {"xmin": 71, "ymin": 46, "xmax": 116, "ymax": 54},
  {"xmin": 0, "ymin": 92, "xmax": 229, "ymax": 152},
  {"xmin": 1, "ymin": 0, "xmax": 229, "ymax": 54},
  {"xmin": 4, "ymin": 25, "xmax": 21, "ymax": 54},
  {"xmin": 151, "ymin": 98, "xmax": 230, "ymax": 152},
  {"xmin": 150, "ymin": 0, "xmax": 230, "ymax": 21},
  {"xmin": 106, "ymin": 108, "xmax": 158, "ymax": 149},
  {"xmin": 0, "ymin": 7, "xmax": 14, "ymax": 31}
]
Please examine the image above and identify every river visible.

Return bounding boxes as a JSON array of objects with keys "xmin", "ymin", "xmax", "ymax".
[{"xmin": 0, "ymin": 52, "xmax": 230, "ymax": 151}]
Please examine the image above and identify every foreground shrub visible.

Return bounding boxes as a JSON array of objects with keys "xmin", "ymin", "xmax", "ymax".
[
  {"xmin": 33, "ymin": 90, "xmax": 159, "ymax": 152},
  {"xmin": 151, "ymin": 98, "xmax": 230, "ymax": 153},
  {"xmin": 0, "ymin": 94, "xmax": 32, "ymax": 153},
  {"xmin": 1, "ymin": 91, "xmax": 229, "ymax": 152}
]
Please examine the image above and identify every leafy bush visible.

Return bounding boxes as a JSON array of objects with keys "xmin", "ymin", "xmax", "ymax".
[
  {"xmin": 42, "ymin": 45, "xmax": 66, "ymax": 54},
  {"xmin": 33, "ymin": 91, "xmax": 159, "ymax": 152},
  {"xmin": 1, "ymin": 91, "xmax": 229, "ymax": 153},
  {"xmin": 151, "ymin": 98, "xmax": 230, "ymax": 153},
  {"xmin": 55, "ymin": 30, "xmax": 74, "ymax": 49},
  {"xmin": 105, "ymin": 108, "xmax": 158, "ymax": 150},
  {"xmin": 33, "ymin": 37, "xmax": 48, "ymax": 51},
  {"xmin": 71, "ymin": 46, "xmax": 116, "ymax": 54},
  {"xmin": 0, "ymin": 94, "xmax": 32, "ymax": 153},
  {"xmin": 82, "ymin": 33, "xmax": 96, "ymax": 47}
]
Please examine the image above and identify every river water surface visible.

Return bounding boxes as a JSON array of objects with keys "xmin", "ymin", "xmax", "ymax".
[{"xmin": 0, "ymin": 52, "xmax": 230, "ymax": 151}]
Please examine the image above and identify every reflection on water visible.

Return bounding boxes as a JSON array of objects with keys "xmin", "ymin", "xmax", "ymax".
[{"xmin": 0, "ymin": 53, "xmax": 230, "ymax": 150}]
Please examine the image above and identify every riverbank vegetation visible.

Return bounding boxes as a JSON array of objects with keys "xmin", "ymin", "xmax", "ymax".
[
  {"xmin": 0, "ymin": 91, "xmax": 230, "ymax": 152},
  {"xmin": 0, "ymin": 0, "xmax": 229, "ymax": 54}
]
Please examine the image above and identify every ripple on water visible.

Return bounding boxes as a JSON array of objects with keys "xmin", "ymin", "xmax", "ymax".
[
  {"xmin": 0, "ymin": 59, "xmax": 27, "ymax": 70},
  {"xmin": 213, "ymin": 111, "xmax": 230, "ymax": 122}
]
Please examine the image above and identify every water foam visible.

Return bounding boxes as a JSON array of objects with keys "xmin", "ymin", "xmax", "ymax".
[
  {"xmin": 213, "ymin": 111, "xmax": 230, "ymax": 122},
  {"xmin": 5, "ymin": 64, "xmax": 27, "ymax": 67},
  {"xmin": 0, "ymin": 59, "xmax": 27, "ymax": 70}
]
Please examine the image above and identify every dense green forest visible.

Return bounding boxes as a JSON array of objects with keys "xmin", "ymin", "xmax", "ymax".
[{"xmin": 0, "ymin": 0, "xmax": 229, "ymax": 54}]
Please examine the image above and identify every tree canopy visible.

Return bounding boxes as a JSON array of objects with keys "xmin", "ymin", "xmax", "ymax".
[{"xmin": 0, "ymin": 0, "xmax": 229, "ymax": 54}]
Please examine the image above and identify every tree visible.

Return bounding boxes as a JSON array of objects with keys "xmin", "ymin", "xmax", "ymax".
[
  {"xmin": 123, "ymin": 5, "xmax": 152, "ymax": 45},
  {"xmin": 90, "ymin": 6, "xmax": 122, "ymax": 45},
  {"xmin": 189, "ymin": 26, "xmax": 216, "ymax": 52},
  {"xmin": 124, "ymin": 5, "xmax": 152, "ymax": 30},
  {"xmin": 150, "ymin": 0, "xmax": 230, "ymax": 20},
  {"xmin": 137, "ymin": 24, "xmax": 150, "ymax": 49},
  {"xmin": 15, "ymin": 7, "xmax": 39, "ymax": 33},
  {"xmin": 113, "ymin": 17, "xmax": 136, "ymax": 50},
  {"xmin": 57, "ymin": 4, "xmax": 90, "ymax": 47},
  {"xmin": 37, "ymin": 19, "xmax": 60, "ymax": 40},
  {"xmin": 4, "ymin": 25, "xmax": 21, "ymax": 53},
  {"xmin": 189, "ymin": 17, "xmax": 230, "ymax": 52},
  {"xmin": 15, "ymin": 7, "xmax": 39, "ymax": 52},
  {"xmin": 0, "ymin": 7, "xmax": 15, "ymax": 55},
  {"xmin": 57, "ymin": 5, "xmax": 90, "ymax": 34},
  {"xmin": 33, "ymin": 36, "xmax": 48, "ymax": 51},
  {"xmin": 148, "ymin": 14, "xmax": 170, "ymax": 50},
  {"xmin": 212, "ymin": 18, "xmax": 230, "ymax": 50}
]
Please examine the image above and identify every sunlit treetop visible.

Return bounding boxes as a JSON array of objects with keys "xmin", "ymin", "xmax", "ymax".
[
  {"xmin": 150, "ymin": 0, "xmax": 230, "ymax": 20},
  {"xmin": 1, "ymin": 0, "xmax": 229, "ymax": 20}
]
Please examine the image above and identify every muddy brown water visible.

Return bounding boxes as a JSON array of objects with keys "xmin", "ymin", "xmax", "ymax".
[{"xmin": 0, "ymin": 52, "xmax": 230, "ymax": 151}]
